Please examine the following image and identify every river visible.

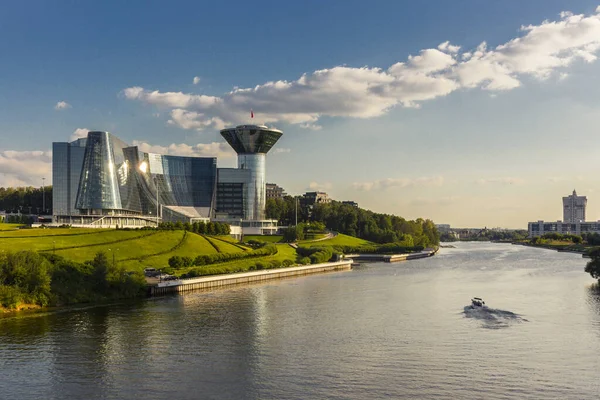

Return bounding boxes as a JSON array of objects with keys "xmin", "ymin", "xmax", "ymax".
[{"xmin": 1, "ymin": 242, "xmax": 599, "ymax": 399}]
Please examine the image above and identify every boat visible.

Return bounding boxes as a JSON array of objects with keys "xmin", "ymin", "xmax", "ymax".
[{"xmin": 471, "ymin": 297, "xmax": 486, "ymax": 308}]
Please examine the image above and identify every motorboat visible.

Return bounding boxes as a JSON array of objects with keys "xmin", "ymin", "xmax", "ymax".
[{"xmin": 471, "ymin": 297, "xmax": 486, "ymax": 308}]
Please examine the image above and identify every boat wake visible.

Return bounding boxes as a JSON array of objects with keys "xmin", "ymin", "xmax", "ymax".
[{"xmin": 463, "ymin": 306, "xmax": 528, "ymax": 329}]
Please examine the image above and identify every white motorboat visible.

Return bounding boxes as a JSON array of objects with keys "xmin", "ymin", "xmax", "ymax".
[{"xmin": 471, "ymin": 297, "xmax": 486, "ymax": 308}]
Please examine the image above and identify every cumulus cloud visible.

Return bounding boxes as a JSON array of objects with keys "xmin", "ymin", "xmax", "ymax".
[
  {"xmin": 273, "ymin": 148, "xmax": 291, "ymax": 154},
  {"xmin": 352, "ymin": 176, "xmax": 444, "ymax": 191},
  {"xmin": 70, "ymin": 128, "xmax": 89, "ymax": 141},
  {"xmin": 122, "ymin": 8, "xmax": 600, "ymax": 131},
  {"xmin": 193, "ymin": 76, "xmax": 201, "ymax": 85},
  {"xmin": 308, "ymin": 181, "xmax": 332, "ymax": 191},
  {"xmin": 54, "ymin": 101, "xmax": 71, "ymax": 110},
  {"xmin": 0, "ymin": 150, "xmax": 52, "ymax": 187},
  {"xmin": 132, "ymin": 140, "xmax": 235, "ymax": 158},
  {"xmin": 476, "ymin": 177, "xmax": 525, "ymax": 185}
]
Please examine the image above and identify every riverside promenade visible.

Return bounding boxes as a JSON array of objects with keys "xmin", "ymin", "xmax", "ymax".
[{"xmin": 149, "ymin": 259, "xmax": 353, "ymax": 296}]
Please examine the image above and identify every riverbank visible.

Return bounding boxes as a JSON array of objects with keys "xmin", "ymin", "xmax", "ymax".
[
  {"xmin": 512, "ymin": 241, "xmax": 595, "ymax": 257},
  {"xmin": 149, "ymin": 259, "xmax": 354, "ymax": 296}
]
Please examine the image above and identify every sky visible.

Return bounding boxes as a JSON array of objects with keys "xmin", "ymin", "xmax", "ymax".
[{"xmin": 2, "ymin": 0, "xmax": 600, "ymax": 228}]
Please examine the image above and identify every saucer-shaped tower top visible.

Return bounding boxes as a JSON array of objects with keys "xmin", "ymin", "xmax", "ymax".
[
  {"xmin": 220, "ymin": 125, "xmax": 283, "ymax": 220},
  {"xmin": 220, "ymin": 125, "xmax": 282, "ymax": 154}
]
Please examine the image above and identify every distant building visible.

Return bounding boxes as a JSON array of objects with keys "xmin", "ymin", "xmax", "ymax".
[
  {"xmin": 528, "ymin": 189, "xmax": 593, "ymax": 237},
  {"xmin": 342, "ymin": 201, "xmax": 358, "ymax": 208},
  {"xmin": 301, "ymin": 191, "xmax": 331, "ymax": 208},
  {"xmin": 52, "ymin": 137, "xmax": 87, "ymax": 218},
  {"xmin": 266, "ymin": 183, "xmax": 287, "ymax": 200},
  {"xmin": 563, "ymin": 189, "xmax": 586, "ymax": 223},
  {"xmin": 435, "ymin": 224, "xmax": 451, "ymax": 232},
  {"xmin": 528, "ymin": 220, "xmax": 600, "ymax": 237}
]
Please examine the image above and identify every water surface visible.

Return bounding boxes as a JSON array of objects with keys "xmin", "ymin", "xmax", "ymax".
[{"xmin": 1, "ymin": 242, "xmax": 599, "ymax": 399}]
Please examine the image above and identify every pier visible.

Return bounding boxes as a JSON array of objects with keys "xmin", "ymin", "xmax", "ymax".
[
  {"xmin": 149, "ymin": 259, "xmax": 353, "ymax": 296},
  {"xmin": 345, "ymin": 248, "xmax": 437, "ymax": 263}
]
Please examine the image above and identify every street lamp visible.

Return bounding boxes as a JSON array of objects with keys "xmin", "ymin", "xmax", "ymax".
[
  {"xmin": 42, "ymin": 177, "xmax": 45, "ymax": 215},
  {"xmin": 108, "ymin": 248, "xmax": 118, "ymax": 268}
]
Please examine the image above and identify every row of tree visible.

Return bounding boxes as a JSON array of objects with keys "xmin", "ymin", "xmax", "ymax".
[
  {"xmin": 267, "ymin": 198, "xmax": 439, "ymax": 247},
  {"xmin": 0, "ymin": 186, "xmax": 52, "ymax": 214},
  {"xmin": 156, "ymin": 221, "xmax": 230, "ymax": 235},
  {"xmin": 0, "ymin": 251, "xmax": 146, "ymax": 309}
]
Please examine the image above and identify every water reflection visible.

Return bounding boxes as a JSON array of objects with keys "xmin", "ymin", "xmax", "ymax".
[{"xmin": 1, "ymin": 243, "xmax": 600, "ymax": 400}]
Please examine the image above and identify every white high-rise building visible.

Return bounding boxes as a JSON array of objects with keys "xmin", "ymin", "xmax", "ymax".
[{"xmin": 563, "ymin": 189, "xmax": 587, "ymax": 223}]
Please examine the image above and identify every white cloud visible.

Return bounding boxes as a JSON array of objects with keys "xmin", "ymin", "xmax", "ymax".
[
  {"xmin": 70, "ymin": 128, "xmax": 89, "ymax": 141},
  {"xmin": 54, "ymin": 101, "xmax": 71, "ymax": 110},
  {"xmin": 308, "ymin": 181, "xmax": 332, "ymax": 191},
  {"xmin": 273, "ymin": 148, "xmax": 291, "ymax": 154},
  {"xmin": 476, "ymin": 177, "xmax": 525, "ymax": 185},
  {"xmin": 193, "ymin": 76, "xmax": 201, "ymax": 85},
  {"xmin": 123, "ymin": 8, "xmax": 600, "ymax": 130},
  {"xmin": 132, "ymin": 140, "xmax": 236, "ymax": 158},
  {"xmin": 438, "ymin": 41, "xmax": 461, "ymax": 54},
  {"xmin": 352, "ymin": 176, "xmax": 444, "ymax": 191},
  {"xmin": 299, "ymin": 123, "xmax": 323, "ymax": 130},
  {"xmin": 0, "ymin": 150, "xmax": 52, "ymax": 187}
]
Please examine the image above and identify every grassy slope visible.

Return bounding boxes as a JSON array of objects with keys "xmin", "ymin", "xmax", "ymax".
[
  {"xmin": 0, "ymin": 230, "xmax": 149, "ymax": 252},
  {"xmin": 299, "ymin": 233, "xmax": 373, "ymax": 248},
  {"xmin": 53, "ymin": 230, "xmax": 184, "ymax": 263},
  {"xmin": 203, "ymin": 235, "xmax": 246, "ymax": 253},
  {"xmin": 0, "ymin": 223, "xmax": 24, "ymax": 231},
  {"xmin": 121, "ymin": 232, "xmax": 220, "ymax": 270},
  {"xmin": 0, "ymin": 228, "xmax": 304, "ymax": 276},
  {"xmin": 172, "ymin": 243, "xmax": 298, "ymax": 276}
]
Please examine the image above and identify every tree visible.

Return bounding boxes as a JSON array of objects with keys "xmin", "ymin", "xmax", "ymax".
[{"xmin": 585, "ymin": 248, "xmax": 600, "ymax": 280}]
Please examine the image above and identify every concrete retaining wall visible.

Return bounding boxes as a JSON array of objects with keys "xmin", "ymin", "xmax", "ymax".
[{"xmin": 149, "ymin": 260, "xmax": 353, "ymax": 296}]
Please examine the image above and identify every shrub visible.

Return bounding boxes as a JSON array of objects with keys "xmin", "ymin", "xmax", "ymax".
[{"xmin": 299, "ymin": 257, "xmax": 311, "ymax": 265}]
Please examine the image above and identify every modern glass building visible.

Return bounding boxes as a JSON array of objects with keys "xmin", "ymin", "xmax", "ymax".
[
  {"xmin": 219, "ymin": 125, "xmax": 283, "ymax": 220},
  {"xmin": 52, "ymin": 138, "xmax": 87, "ymax": 218},
  {"xmin": 53, "ymin": 131, "xmax": 217, "ymax": 227},
  {"xmin": 52, "ymin": 126, "xmax": 282, "ymax": 231}
]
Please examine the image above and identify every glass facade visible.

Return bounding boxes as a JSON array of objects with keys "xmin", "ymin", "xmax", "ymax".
[
  {"xmin": 54, "ymin": 131, "xmax": 217, "ymax": 218},
  {"xmin": 52, "ymin": 138, "xmax": 86, "ymax": 218},
  {"xmin": 238, "ymin": 153, "xmax": 266, "ymax": 220},
  {"xmin": 220, "ymin": 125, "xmax": 283, "ymax": 154},
  {"xmin": 220, "ymin": 125, "xmax": 282, "ymax": 220}
]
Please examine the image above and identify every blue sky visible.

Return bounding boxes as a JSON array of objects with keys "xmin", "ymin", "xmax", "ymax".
[{"xmin": 2, "ymin": 0, "xmax": 600, "ymax": 228}]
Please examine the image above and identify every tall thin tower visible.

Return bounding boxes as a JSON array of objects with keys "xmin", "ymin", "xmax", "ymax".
[{"xmin": 220, "ymin": 125, "xmax": 283, "ymax": 220}]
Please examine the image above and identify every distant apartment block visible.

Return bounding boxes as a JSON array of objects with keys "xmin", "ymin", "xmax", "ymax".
[
  {"xmin": 563, "ymin": 189, "xmax": 587, "ymax": 223},
  {"xmin": 301, "ymin": 191, "xmax": 331, "ymax": 208},
  {"xmin": 528, "ymin": 189, "xmax": 593, "ymax": 237},
  {"xmin": 528, "ymin": 220, "xmax": 600, "ymax": 237},
  {"xmin": 266, "ymin": 183, "xmax": 287, "ymax": 200}
]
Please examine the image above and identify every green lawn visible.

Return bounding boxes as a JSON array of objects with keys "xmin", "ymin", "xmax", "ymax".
[
  {"xmin": 0, "ymin": 229, "xmax": 151, "ymax": 252},
  {"xmin": 299, "ymin": 233, "xmax": 373, "ymax": 248},
  {"xmin": 172, "ymin": 243, "xmax": 299, "ymax": 276},
  {"xmin": 203, "ymin": 235, "xmax": 247, "ymax": 253},
  {"xmin": 53, "ymin": 230, "xmax": 184, "ymax": 263},
  {"xmin": 121, "ymin": 232, "xmax": 221, "ymax": 270},
  {"xmin": 0, "ymin": 223, "xmax": 24, "ymax": 231},
  {"xmin": 244, "ymin": 235, "xmax": 283, "ymax": 243},
  {"xmin": 0, "ymin": 227, "xmax": 111, "ymax": 237}
]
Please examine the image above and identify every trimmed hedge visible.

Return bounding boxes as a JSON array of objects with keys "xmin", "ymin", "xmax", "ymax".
[{"xmin": 169, "ymin": 244, "xmax": 278, "ymax": 270}]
